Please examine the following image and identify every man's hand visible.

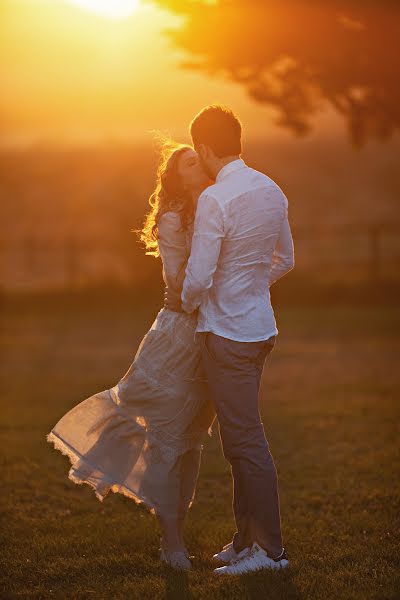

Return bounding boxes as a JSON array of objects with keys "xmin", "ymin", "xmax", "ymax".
[{"xmin": 164, "ymin": 286, "xmax": 184, "ymax": 313}]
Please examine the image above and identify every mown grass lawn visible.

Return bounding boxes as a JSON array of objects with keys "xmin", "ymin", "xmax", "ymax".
[{"xmin": 1, "ymin": 292, "xmax": 399, "ymax": 599}]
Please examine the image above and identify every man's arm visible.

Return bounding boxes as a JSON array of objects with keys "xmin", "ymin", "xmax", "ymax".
[
  {"xmin": 181, "ymin": 193, "xmax": 224, "ymax": 314},
  {"xmin": 268, "ymin": 198, "xmax": 295, "ymax": 287}
]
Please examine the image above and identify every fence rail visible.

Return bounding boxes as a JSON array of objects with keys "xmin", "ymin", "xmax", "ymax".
[{"xmin": 1, "ymin": 223, "xmax": 399, "ymax": 291}]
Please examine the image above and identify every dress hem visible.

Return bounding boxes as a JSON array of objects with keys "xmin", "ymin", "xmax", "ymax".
[{"xmin": 46, "ymin": 430, "xmax": 197, "ymax": 515}]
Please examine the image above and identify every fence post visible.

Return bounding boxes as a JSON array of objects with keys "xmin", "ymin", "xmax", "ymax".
[
  {"xmin": 369, "ymin": 225, "xmax": 381, "ymax": 282},
  {"xmin": 65, "ymin": 236, "xmax": 79, "ymax": 289},
  {"xmin": 24, "ymin": 237, "xmax": 36, "ymax": 272}
]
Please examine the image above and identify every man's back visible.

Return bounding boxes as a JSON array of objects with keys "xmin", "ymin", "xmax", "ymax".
[{"xmin": 181, "ymin": 158, "xmax": 294, "ymax": 342}]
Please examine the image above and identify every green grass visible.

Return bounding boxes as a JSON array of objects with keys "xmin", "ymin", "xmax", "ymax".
[{"xmin": 1, "ymin": 293, "xmax": 399, "ymax": 599}]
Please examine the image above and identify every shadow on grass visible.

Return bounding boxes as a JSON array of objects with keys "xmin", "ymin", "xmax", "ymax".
[
  {"xmin": 241, "ymin": 568, "xmax": 301, "ymax": 600},
  {"xmin": 164, "ymin": 568, "xmax": 192, "ymax": 600}
]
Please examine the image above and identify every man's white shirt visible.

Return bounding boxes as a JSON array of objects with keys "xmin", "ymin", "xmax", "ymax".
[{"xmin": 181, "ymin": 158, "xmax": 295, "ymax": 342}]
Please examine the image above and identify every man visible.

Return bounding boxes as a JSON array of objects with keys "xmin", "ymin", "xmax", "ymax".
[{"xmin": 165, "ymin": 104, "xmax": 295, "ymax": 575}]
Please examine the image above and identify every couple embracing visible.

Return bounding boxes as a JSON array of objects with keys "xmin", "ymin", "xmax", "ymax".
[{"xmin": 47, "ymin": 104, "xmax": 295, "ymax": 575}]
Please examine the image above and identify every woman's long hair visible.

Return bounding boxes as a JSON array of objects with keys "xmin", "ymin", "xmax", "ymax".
[{"xmin": 136, "ymin": 136, "xmax": 195, "ymax": 258}]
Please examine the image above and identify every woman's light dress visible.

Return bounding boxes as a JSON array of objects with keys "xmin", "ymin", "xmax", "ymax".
[{"xmin": 46, "ymin": 211, "xmax": 215, "ymax": 517}]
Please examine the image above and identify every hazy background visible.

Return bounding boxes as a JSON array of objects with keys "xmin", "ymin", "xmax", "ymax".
[{"xmin": 1, "ymin": 0, "xmax": 399, "ymax": 295}]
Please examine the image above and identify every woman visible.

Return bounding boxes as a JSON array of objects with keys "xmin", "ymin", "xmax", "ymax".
[{"xmin": 46, "ymin": 139, "xmax": 216, "ymax": 571}]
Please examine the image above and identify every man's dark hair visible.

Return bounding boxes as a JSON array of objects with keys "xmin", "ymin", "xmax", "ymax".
[{"xmin": 190, "ymin": 104, "xmax": 242, "ymax": 158}]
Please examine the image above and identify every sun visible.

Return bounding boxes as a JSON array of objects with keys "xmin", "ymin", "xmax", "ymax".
[{"xmin": 68, "ymin": 0, "xmax": 141, "ymax": 20}]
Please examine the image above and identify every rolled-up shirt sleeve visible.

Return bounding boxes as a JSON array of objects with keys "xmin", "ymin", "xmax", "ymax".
[
  {"xmin": 181, "ymin": 193, "xmax": 224, "ymax": 314},
  {"xmin": 268, "ymin": 197, "xmax": 295, "ymax": 287}
]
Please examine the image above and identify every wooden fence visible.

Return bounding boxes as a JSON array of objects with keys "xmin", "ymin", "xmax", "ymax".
[{"xmin": 1, "ymin": 223, "xmax": 399, "ymax": 292}]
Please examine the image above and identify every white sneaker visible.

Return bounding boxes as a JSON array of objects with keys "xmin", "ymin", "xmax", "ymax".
[
  {"xmin": 212, "ymin": 541, "xmax": 250, "ymax": 565},
  {"xmin": 213, "ymin": 542, "xmax": 289, "ymax": 575}
]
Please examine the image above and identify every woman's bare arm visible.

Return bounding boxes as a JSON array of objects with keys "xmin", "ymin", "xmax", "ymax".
[
  {"xmin": 163, "ymin": 259, "xmax": 186, "ymax": 295},
  {"xmin": 158, "ymin": 212, "xmax": 189, "ymax": 299}
]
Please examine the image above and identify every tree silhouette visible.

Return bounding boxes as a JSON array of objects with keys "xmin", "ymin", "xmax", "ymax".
[{"xmin": 150, "ymin": 0, "xmax": 400, "ymax": 147}]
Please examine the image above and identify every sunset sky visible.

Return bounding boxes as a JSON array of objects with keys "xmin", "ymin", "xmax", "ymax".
[{"xmin": 0, "ymin": 0, "xmax": 340, "ymax": 146}]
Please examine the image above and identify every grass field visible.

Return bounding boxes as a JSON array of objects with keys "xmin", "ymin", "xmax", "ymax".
[{"xmin": 1, "ymin": 291, "xmax": 399, "ymax": 599}]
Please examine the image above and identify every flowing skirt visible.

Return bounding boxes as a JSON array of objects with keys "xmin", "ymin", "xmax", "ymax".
[{"xmin": 46, "ymin": 307, "xmax": 216, "ymax": 516}]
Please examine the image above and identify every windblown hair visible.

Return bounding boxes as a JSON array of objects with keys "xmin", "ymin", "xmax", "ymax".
[{"xmin": 136, "ymin": 136, "xmax": 195, "ymax": 258}]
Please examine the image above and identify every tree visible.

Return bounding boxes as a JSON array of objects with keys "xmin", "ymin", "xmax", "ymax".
[{"xmin": 150, "ymin": 0, "xmax": 400, "ymax": 147}]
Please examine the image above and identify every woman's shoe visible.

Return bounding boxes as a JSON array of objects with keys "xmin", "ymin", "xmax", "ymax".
[
  {"xmin": 159, "ymin": 537, "xmax": 190, "ymax": 559},
  {"xmin": 160, "ymin": 546, "xmax": 192, "ymax": 571}
]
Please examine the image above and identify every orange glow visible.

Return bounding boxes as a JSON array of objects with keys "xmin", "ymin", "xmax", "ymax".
[
  {"xmin": 3, "ymin": 0, "xmax": 379, "ymax": 146},
  {"xmin": 67, "ymin": 0, "xmax": 140, "ymax": 20},
  {"xmin": 0, "ymin": 0, "xmax": 202, "ymax": 143}
]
